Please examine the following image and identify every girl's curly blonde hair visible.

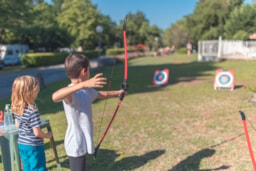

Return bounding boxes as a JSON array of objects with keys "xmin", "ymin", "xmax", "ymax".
[{"xmin": 11, "ymin": 75, "xmax": 40, "ymax": 116}]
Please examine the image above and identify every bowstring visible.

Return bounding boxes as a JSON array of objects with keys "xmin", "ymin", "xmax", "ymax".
[
  {"xmin": 95, "ymin": 28, "xmax": 123, "ymax": 144},
  {"xmin": 247, "ymin": 116, "xmax": 256, "ymax": 132},
  {"xmin": 95, "ymin": 59, "xmax": 116, "ymax": 143}
]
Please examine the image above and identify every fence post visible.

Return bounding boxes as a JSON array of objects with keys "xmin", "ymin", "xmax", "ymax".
[
  {"xmin": 198, "ymin": 41, "xmax": 202, "ymax": 61},
  {"xmin": 217, "ymin": 36, "xmax": 222, "ymax": 58}
]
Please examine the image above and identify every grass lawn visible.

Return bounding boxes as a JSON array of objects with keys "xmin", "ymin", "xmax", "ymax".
[{"xmin": 1, "ymin": 53, "xmax": 256, "ymax": 170}]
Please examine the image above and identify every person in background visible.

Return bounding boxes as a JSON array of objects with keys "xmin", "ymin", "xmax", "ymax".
[
  {"xmin": 11, "ymin": 75, "xmax": 52, "ymax": 171},
  {"xmin": 52, "ymin": 54, "xmax": 126, "ymax": 171},
  {"xmin": 170, "ymin": 44, "xmax": 175, "ymax": 54},
  {"xmin": 187, "ymin": 42, "xmax": 192, "ymax": 55}
]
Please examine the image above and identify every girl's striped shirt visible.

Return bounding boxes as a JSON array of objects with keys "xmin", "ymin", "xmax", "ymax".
[{"xmin": 14, "ymin": 106, "xmax": 43, "ymax": 146}]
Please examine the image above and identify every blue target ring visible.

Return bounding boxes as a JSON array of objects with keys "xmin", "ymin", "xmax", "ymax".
[
  {"xmin": 218, "ymin": 74, "xmax": 231, "ymax": 85},
  {"xmin": 154, "ymin": 70, "xmax": 168, "ymax": 85},
  {"xmin": 216, "ymin": 72, "xmax": 233, "ymax": 87},
  {"xmin": 156, "ymin": 72, "xmax": 165, "ymax": 81}
]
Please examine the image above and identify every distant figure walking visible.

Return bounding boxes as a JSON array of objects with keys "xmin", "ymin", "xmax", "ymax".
[
  {"xmin": 187, "ymin": 42, "xmax": 192, "ymax": 55},
  {"xmin": 170, "ymin": 44, "xmax": 175, "ymax": 54}
]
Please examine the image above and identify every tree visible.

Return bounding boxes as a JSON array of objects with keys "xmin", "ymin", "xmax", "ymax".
[
  {"xmin": 52, "ymin": 0, "xmax": 65, "ymax": 14},
  {"xmin": 224, "ymin": 4, "xmax": 256, "ymax": 40},
  {"xmin": 57, "ymin": 0, "xmax": 101, "ymax": 50},
  {"xmin": 115, "ymin": 11, "xmax": 162, "ymax": 49},
  {"xmin": 186, "ymin": 0, "xmax": 243, "ymax": 43},
  {"xmin": 97, "ymin": 15, "xmax": 117, "ymax": 49},
  {"xmin": 0, "ymin": 0, "xmax": 33, "ymax": 43},
  {"xmin": 22, "ymin": 3, "xmax": 73, "ymax": 50},
  {"xmin": 163, "ymin": 18, "xmax": 189, "ymax": 48}
]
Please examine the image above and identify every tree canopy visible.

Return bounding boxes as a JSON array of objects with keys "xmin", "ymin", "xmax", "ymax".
[{"xmin": 0, "ymin": 0, "xmax": 255, "ymax": 51}]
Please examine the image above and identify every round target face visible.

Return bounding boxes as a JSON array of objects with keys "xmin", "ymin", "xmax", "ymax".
[
  {"xmin": 154, "ymin": 71, "xmax": 168, "ymax": 85},
  {"xmin": 216, "ymin": 72, "xmax": 233, "ymax": 87}
]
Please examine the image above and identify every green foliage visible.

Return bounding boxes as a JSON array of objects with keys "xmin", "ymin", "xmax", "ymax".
[
  {"xmin": 187, "ymin": 0, "xmax": 243, "ymax": 43},
  {"xmin": 163, "ymin": 18, "xmax": 189, "ymax": 48},
  {"xmin": 22, "ymin": 53, "xmax": 67, "ymax": 67},
  {"xmin": 57, "ymin": 0, "xmax": 100, "ymax": 49},
  {"xmin": 0, "ymin": 0, "xmax": 33, "ymax": 43},
  {"xmin": 22, "ymin": 50, "xmax": 100, "ymax": 67},
  {"xmin": 106, "ymin": 48, "xmax": 136, "ymax": 56},
  {"xmin": 76, "ymin": 50, "xmax": 99, "ymax": 59},
  {"xmin": 224, "ymin": 4, "xmax": 256, "ymax": 39},
  {"xmin": 115, "ymin": 12, "xmax": 162, "ymax": 49},
  {"xmin": 232, "ymin": 30, "xmax": 249, "ymax": 40},
  {"xmin": 177, "ymin": 47, "xmax": 187, "ymax": 54}
]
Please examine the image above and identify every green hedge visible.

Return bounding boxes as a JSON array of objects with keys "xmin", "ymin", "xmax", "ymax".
[
  {"xmin": 22, "ymin": 53, "xmax": 66, "ymax": 67},
  {"xmin": 178, "ymin": 47, "xmax": 187, "ymax": 54},
  {"xmin": 22, "ymin": 50, "xmax": 99, "ymax": 67},
  {"xmin": 106, "ymin": 47, "xmax": 136, "ymax": 56}
]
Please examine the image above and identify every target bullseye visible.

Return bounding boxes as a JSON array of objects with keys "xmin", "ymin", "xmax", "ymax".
[
  {"xmin": 153, "ymin": 68, "xmax": 169, "ymax": 86},
  {"xmin": 214, "ymin": 69, "xmax": 234, "ymax": 90}
]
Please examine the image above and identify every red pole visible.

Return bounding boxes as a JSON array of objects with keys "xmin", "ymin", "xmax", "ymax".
[{"xmin": 239, "ymin": 111, "xmax": 256, "ymax": 170}]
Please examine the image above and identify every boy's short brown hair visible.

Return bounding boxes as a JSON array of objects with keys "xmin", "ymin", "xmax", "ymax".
[{"xmin": 64, "ymin": 54, "xmax": 89, "ymax": 79}]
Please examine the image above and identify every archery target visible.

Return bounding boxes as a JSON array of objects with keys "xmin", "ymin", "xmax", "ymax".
[
  {"xmin": 153, "ymin": 69, "xmax": 169, "ymax": 86},
  {"xmin": 214, "ymin": 69, "xmax": 234, "ymax": 90}
]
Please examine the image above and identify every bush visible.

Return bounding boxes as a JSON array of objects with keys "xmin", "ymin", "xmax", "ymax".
[
  {"xmin": 178, "ymin": 47, "xmax": 187, "ymax": 54},
  {"xmin": 106, "ymin": 47, "xmax": 137, "ymax": 56},
  {"xmin": 22, "ymin": 50, "xmax": 99, "ymax": 67},
  {"xmin": 22, "ymin": 53, "xmax": 67, "ymax": 67},
  {"xmin": 77, "ymin": 50, "xmax": 99, "ymax": 59}
]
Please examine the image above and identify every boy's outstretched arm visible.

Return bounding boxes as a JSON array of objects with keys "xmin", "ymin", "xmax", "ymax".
[
  {"xmin": 97, "ymin": 89, "xmax": 127, "ymax": 99},
  {"xmin": 52, "ymin": 73, "xmax": 106, "ymax": 103}
]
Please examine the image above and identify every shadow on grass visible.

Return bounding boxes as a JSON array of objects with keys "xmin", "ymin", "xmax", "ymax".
[
  {"xmin": 89, "ymin": 149, "xmax": 165, "ymax": 170},
  {"xmin": 169, "ymin": 148, "xmax": 230, "ymax": 171},
  {"xmin": 234, "ymin": 84, "xmax": 244, "ymax": 90},
  {"xmin": 47, "ymin": 149, "xmax": 165, "ymax": 170},
  {"xmin": 44, "ymin": 133, "xmax": 243, "ymax": 170},
  {"xmin": 169, "ymin": 133, "xmax": 244, "ymax": 171}
]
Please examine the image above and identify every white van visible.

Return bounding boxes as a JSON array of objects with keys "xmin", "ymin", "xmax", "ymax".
[{"xmin": 0, "ymin": 44, "xmax": 29, "ymax": 65}]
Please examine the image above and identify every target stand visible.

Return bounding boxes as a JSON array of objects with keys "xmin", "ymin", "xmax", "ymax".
[
  {"xmin": 152, "ymin": 68, "xmax": 169, "ymax": 86},
  {"xmin": 213, "ymin": 69, "xmax": 234, "ymax": 91}
]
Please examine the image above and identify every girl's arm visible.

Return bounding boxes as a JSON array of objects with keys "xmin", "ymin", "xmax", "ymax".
[
  {"xmin": 33, "ymin": 127, "xmax": 52, "ymax": 139},
  {"xmin": 97, "ymin": 89, "xmax": 125, "ymax": 99},
  {"xmin": 15, "ymin": 119, "xmax": 19, "ymax": 128},
  {"xmin": 52, "ymin": 73, "xmax": 106, "ymax": 103}
]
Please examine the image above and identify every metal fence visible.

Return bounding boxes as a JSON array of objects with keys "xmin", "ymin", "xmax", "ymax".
[{"xmin": 198, "ymin": 37, "xmax": 256, "ymax": 61}]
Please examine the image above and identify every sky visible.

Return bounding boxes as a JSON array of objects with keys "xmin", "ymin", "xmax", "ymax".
[
  {"xmin": 91, "ymin": 0, "xmax": 253, "ymax": 30},
  {"xmin": 46, "ymin": 0, "xmax": 253, "ymax": 30}
]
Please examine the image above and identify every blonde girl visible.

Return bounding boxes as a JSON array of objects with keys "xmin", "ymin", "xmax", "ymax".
[{"xmin": 11, "ymin": 75, "xmax": 52, "ymax": 171}]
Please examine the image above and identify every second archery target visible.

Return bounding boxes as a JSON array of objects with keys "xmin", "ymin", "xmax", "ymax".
[
  {"xmin": 153, "ymin": 68, "xmax": 169, "ymax": 86},
  {"xmin": 214, "ymin": 69, "xmax": 234, "ymax": 91}
]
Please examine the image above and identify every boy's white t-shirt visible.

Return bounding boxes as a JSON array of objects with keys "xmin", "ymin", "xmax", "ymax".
[{"xmin": 62, "ymin": 87, "xmax": 98, "ymax": 157}]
